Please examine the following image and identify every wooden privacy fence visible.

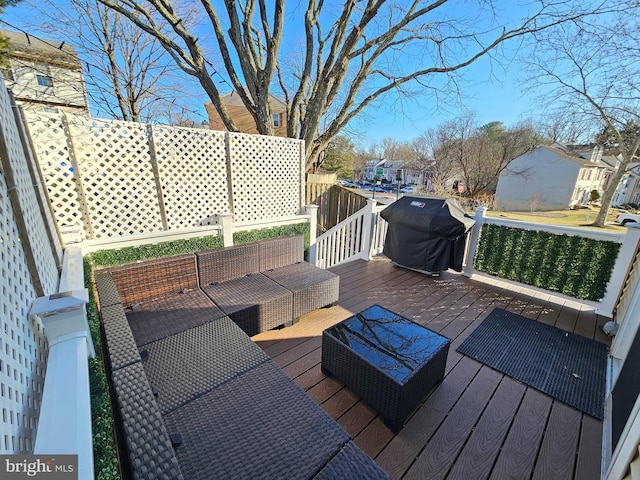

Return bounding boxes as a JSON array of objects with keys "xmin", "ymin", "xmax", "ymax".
[{"xmin": 306, "ymin": 183, "xmax": 368, "ymax": 232}]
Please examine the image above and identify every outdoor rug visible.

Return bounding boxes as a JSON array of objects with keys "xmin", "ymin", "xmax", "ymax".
[{"xmin": 456, "ymin": 307, "xmax": 608, "ymax": 419}]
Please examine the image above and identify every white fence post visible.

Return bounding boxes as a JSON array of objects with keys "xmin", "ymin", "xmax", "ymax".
[
  {"xmin": 306, "ymin": 204, "xmax": 319, "ymax": 264},
  {"xmin": 217, "ymin": 213, "xmax": 234, "ymax": 247},
  {"xmin": 32, "ymin": 246, "xmax": 94, "ymax": 480},
  {"xmin": 463, "ymin": 206, "xmax": 487, "ymax": 277},
  {"xmin": 362, "ymin": 199, "xmax": 376, "ymax": 261},
  {"xmin": 597, "ymin": 224, "xmax": 640, "ymax": 318}
]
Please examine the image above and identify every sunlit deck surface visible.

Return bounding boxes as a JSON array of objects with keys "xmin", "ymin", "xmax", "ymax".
[{"xmin": 253, "ymin": 256, "xmax": 610, "ymax": 480}]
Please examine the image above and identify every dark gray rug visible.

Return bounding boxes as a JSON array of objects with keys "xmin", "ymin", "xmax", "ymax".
[{"xmin": 457, "ymin": 307, "xmax": 607, "ymax": 419}]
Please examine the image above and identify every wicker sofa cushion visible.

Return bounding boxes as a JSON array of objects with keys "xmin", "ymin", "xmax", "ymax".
[
  {"xmin": 196, "ymin": 243, "xmax": 260, "ymax": 285},
  {"xmin": 201, "ymin": 274, "xmax": 293, "ymax": 337},
  {"xmin": 140, "ymin": 317, "xmax": 272, "ymax": 413},
  {"xmin": 258, "ymin": 235, "xmax": 305, "ymax": 271},
  {"xmin": 125, "ymin": 289, "xmax": 226, "ymax": 347},
  {"xmin": 162, "ymin": 357, "xmax": 351, "ymax": 480},
  {"xmin": 104, "ymin": 254, "xmax": 199, "ymax": 307},
  {"xmin": 263, "ymin": 262, "xmax": 339, "ymax": 319}
]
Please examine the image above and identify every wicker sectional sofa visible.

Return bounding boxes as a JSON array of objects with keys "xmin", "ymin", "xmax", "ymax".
[{"xmin": 93, "ymin": 236, "xmax": 388, "ymax": 479}]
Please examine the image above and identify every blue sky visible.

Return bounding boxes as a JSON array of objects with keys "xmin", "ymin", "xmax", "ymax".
[{"xmin": 1, "ymin": 1, "xmax": 548, "ymax": 147}]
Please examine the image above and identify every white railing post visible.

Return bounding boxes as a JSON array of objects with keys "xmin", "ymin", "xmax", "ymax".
[
  {"xmin": 597, "ymin": 224, "xmax": 640, "ymax": 318},
  {"xmin": 217, "ymin": 212, "xmax": 234, "ymax": 247},
  {"xmin": 32, "ymin": 246, "xmax": 94, "ymax": 480},
  {"xmin": 362, "ymin": 199, "xmax": 376, "ymax": 261},
  {"xmin": 305, "ymin": 204, "xmax": 319, "ymax": 265},
  {"xmin": 463, "ymin": 206, "xmax": 487, "ymax": 277}
]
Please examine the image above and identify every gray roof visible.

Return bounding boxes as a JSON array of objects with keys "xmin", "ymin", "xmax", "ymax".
[
  {"xmin": 1, "ymin": 29, "xmax": 82, "ymax": 69},
  {"xmin": 222, "ymin": 88, "xmax": 287, "ymax": 110},
  {"xmin": 543, "ymin": 145, "xmax": 611, "ymax": 169}
]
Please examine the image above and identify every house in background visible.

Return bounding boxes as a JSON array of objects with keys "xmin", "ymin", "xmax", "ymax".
[
  {"xmin": 0, "ymin": 29, "xmax": 89, "ymax": 115},
  {"xmin": 611, "ymin": 163, "xmax": 640, "ymax": 207},
  {"xmin": 205, "ymin": 89, "xmax": 288, "ymax": 136},
  {"xmin": 362, "ymin": 158, "xmax": 426, "ymax": 185},
  {"xmin": 495, "ymin": 143, "xmax": 613, "ymax": 211}
]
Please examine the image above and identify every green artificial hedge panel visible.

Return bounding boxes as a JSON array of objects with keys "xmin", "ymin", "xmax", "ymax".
[
  {"xmin": 475, "ymin": 224, "xmax": 620, "ymax": 301},
  {"xmin": 233, "ymin": 223, "xmax": 310, "ymax": 248},
  {"xmin": 91, "ymin": 235, "xmax": 224, "ymax": 267},
  {"xmin": 91, "ymin": 223, "xmax": 310, "ymax": 267},
  {"xmin": 84, "ymin": 258, "xmax": 121, "ymax": 480}
]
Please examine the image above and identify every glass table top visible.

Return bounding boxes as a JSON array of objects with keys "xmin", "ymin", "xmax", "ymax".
[{"xmin": 327, "ymin": 304, "xmax": 450, "ymax": 382}]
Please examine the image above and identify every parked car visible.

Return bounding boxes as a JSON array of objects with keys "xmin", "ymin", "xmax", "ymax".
[
  {"xmin": 615, "ymin": 212, "xmax": 640, "ymax": 225},
  {"xmin": 364, "ymin": 186, "xmax": 387, "ymax": 193},
  {"xmin": 400, "ymin": 185, "xmax": 417, "ymax": 194},
  {"xmin": 338, "ymin": 180, "xmax": 357, "ymax": 188}
]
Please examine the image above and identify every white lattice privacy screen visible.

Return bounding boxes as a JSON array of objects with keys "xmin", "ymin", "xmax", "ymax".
[
  {"xmin": 24, "ymin": 111, "xmax": 306, "ymax": 240},
  {"xmin": 0, "ymin": 76, "xmax": 61, "ymax": 453}
]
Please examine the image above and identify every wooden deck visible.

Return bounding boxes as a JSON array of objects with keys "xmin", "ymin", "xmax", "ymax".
[{"xmin": 252, "ymin": 256, "xmax": 610, "ymax": 480}]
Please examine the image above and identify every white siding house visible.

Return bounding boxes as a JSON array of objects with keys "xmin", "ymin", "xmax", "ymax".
[
  {"xmin": 612, "ymin": 163, "xmax": 640, "ymax": 207},
  {"xmin": 495, "ymin": 144, "xmax": 611, "ymax": 211},
  {"xmin": 362, "ymin": 158, "xmax": 425, "ymax": 185},
  {"xmin": 0, "ymin": 29, "xmax": 89, "ymax": 115}
]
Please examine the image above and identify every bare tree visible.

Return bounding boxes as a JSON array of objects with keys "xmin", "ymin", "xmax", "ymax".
[
  {"xmin": 27, "ymin": 0, "xmax": 201, "ymax": 123},
  {"xmin": 382, "ymin": 137, "xmax": 414, "ymax": 162},
  {"xmin": 416, "ymin": 115, "xmax": 539, "ymax": 199},
  {"xmin": 524, "ymin": 3, "xmax": 640, "ymax": 226},
  {"xmin": 458, "ymin": 119, "xmax": 540, "ymax": 199},
  {"xmin": 412, "ymin": 122, "xmax": 463, "ymax": 196},
  {"xmin": 537, "ymin": 111, "xmax": 591, "ymax": 144},
  {"xmin": 95, "ymin": 0, "xmax": 609, "ymax": 171}
]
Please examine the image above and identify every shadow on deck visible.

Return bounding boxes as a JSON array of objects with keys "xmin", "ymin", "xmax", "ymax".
[{"xmin": 253, "ymin": 256, "xmax": 610, "ymax": 480}]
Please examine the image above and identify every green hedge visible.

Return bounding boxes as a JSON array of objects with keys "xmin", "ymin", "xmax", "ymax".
[
  {"xmin": 474, "ymin": 224, "xmax": 620, "ymax": 301},
  {"xmin": 91, "ymin": 223, "xmax": 310, "ymax": 267},
  {"xmin": 84, "ymin": 258, "xmax": 121, "ymax": 480}
]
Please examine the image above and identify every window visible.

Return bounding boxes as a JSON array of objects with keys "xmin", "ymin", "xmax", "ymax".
[
  {"xmin": 36, "ymin": 74, "xmax": 53, "ymax": 87},
  {"xmin": 272, "ymin": 113, "xmax": 282, "ymax": 128},
  {"xmin": 0, "ymin": 67, "xmax": 14, "ymax": 82}
]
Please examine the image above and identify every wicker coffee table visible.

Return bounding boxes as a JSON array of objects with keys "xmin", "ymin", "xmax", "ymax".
[{"xmin": 321, "ymin": 304, "xmax": 450, "ymax": 433}]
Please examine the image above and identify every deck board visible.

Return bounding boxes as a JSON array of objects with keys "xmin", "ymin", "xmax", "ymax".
[{"xmin": 252, "ymin": 256, "xmax": 609, "ymax": 479}]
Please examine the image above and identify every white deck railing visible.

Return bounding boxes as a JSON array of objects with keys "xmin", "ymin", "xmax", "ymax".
[
  {"xmin": 313, "ymin": 199, "xmax": 387, "ymax": 269},
  {"xmin": 313, "ymin": 202, "xmax": 640, "ymax": 319},
  {"xmin": 32, "ymin": 247, "xmax": 94, "ymax": 479}
]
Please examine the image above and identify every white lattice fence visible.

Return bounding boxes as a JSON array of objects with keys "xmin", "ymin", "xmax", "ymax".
[
  {"xmin": 70, "ymin": 116, "xmax": 164, "ymax": 238},
  {"xmin": 228, "ymin": 133, "xmax": 304, "ymax": 224},
  {"xmin": 25, "ymin": 114, "xmax": 306, "ymax": 241},
  {"xmin": 22, "ymin": 110, "xmax": 89, "ymax": 237},
  {"xmin": 0, "ymin": 77, "xmax": 53, "ymax": 453},
  {"xmin": 153, "ymin": 125, "xmax": 230, "ymax": 229}
]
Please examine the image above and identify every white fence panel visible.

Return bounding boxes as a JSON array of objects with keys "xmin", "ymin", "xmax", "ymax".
[
  {"xmin": 153, "ymin": 126, "xmax": 229, "ymax": 229},
  {"xmin": 22, "ymin": 110, "xmax": 90, "ymax": 238},
  {"xmin": 0, "ymin": 77, "xmax": 50, "ymax": 454},
  {"xmin": 71, "ymin": 116, "xmax": 164, "ymax": 238},
  {"xmin": 24, "ymin": 114, "xmax": 306, "ymax": 242},
  {"xmin": 228, "ymin": 133, "xmax": 304, "ymax": 223},
  {"xmin": 315, "ymin": 200, "xmax": 382, "ymax": 269}
]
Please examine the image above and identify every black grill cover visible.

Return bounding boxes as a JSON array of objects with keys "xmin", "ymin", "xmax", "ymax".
[{"xmin": 380, "ymin": 197, "xmax": 475, "ymax": 273}]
